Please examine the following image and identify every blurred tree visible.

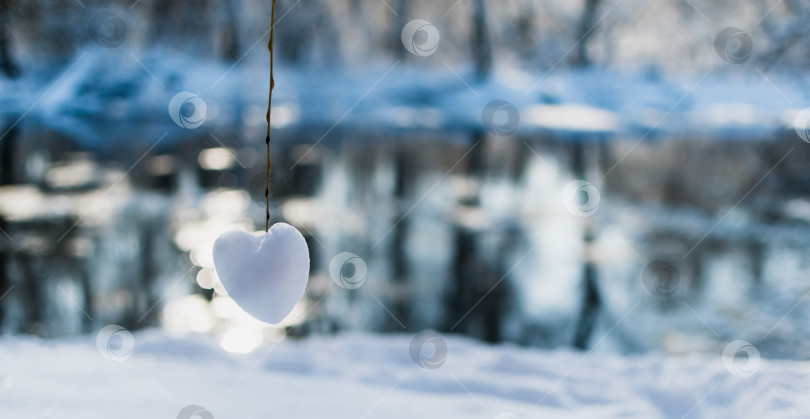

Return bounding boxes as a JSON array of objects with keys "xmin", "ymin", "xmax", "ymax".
[
  {"xmin": 572, "ymin": 230, "xmax": 600, "ymax": 349},
  {"xmin": 471, "ymin": 0, "xmax": 493, "ymax": 81},
  {"xmin": 390, "ymin": 0, "xmax": 410, "ymax": 60},
  {"xmin": 757, "ymin": 0, "xmax": 809, "ymax": 72},
  {"xmin": 308, "ymin": 0, "xmax": 342, "ymax": 66},
  {"xmin": 276, "ymin": 0, "xmax": 305, "ymax": 63},
  {"xmin": 147, "ymin": 0, "xmax": 215, "ymax": 57},
  {"xmin": 0, "ymin": 125, "xmax": 15, "ymax": 185},
  {"xmin": 348, "ymin": 0, "xmax": 376, "ymax": 59},
  {"xmin": 221, "ymin": 0, "xmax": 240, "ymax": 62},
  {"xmin": 0, "ymin": 0, "xmax": 20, "ymax": 78},
  {"xmin": 513, "ymin": 0, "xmax": 538, "ymax": 62},
  {"xmin": 277, "ymin": 0, "xmax": 341, "ymax": 66},
  {"xmin": 571, "ymin": 141, "xmax": 602, "ymax": 350},
  {"xmin": 572, "ymin": 0, "xmax": 602, "ymax": 67},
  {"xmin": 147, "ymin": 0, "xmax": 182, "ymax": 50}
]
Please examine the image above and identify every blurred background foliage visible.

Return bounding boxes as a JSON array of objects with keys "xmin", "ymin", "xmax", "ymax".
[{"xmin": 3, "ymin": 0, "xmax": 810, "ymax": 73}]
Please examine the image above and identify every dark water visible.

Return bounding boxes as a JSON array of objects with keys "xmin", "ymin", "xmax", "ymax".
[{"xmin": 1, "ymin": 121, "xmax": 809, "ymax": 359}]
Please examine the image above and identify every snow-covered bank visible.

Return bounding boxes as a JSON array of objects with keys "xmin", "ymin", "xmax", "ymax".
[
  {"xmin": 3, "ymin": 48, "xmax": 810, "ymax": 147},
  {"xmin": 0, "ymin": 330, "xmax": 807, "ymax": 418}
]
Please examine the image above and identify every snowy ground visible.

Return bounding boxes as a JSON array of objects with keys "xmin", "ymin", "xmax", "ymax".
[{"xmin": 0, "ymin": 330, "xmax": 807, "ymax": 419}]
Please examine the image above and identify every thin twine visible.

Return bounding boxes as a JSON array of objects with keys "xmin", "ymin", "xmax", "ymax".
[{"xmin": 265, "ymin": 0, "xmax": 276, "ymax": 233}]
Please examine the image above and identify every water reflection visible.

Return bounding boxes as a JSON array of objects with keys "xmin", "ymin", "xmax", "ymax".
[{"xmin": 1, "ymin": 124, "xmax": 809, "ymax": 359}]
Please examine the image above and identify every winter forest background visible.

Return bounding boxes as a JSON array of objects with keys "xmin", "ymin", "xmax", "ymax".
[{"xmin": 2, "ymin": 0, "xmax": 810, "ymax": 417}]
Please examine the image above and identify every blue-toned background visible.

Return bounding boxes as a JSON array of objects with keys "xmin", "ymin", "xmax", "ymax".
[{"xmin": 1, "ymin": 0, "xmax": 810, "ymax": 360}]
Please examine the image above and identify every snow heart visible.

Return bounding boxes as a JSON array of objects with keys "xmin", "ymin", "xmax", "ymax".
[{"xmin": 212, "ymin": 223, "xmax": 310, "ymax": 324}]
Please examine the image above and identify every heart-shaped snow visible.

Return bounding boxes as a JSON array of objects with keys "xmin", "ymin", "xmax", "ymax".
[{"xmin": 212, "ymin": 223, "xmax": 310, "ymax": 324}]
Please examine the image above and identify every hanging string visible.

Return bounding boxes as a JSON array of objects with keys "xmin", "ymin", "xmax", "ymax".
[{"xmin": 265, "ymin": 0, "xmax": 276, "ymax": 232}]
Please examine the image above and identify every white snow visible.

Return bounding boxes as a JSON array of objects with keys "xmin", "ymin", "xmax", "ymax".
[
  {"xmin": 0, "ymin": 330, "xmax": 807, "ymax": 418},
  {"xmin": 212, "ymin": 223, "xmax": 310, "ymax": 324}
]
